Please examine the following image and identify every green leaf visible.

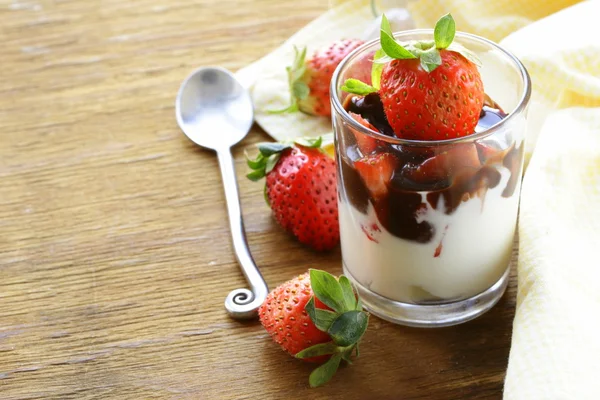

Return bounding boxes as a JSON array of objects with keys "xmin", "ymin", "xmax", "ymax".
[
  {"xmin": 305, "ymin": 297, "xmax": 338, "ymax": 332},
  {"xmin": 292, "ymin": 80, "xmax": 310, "ymax": 100},
  {"xmin": 294, "ymin": 136, "xmax": 322, "ymax": 148},
  {"xmin": 295, "ymin": 341, "xmax": 339, "ymax": 359},
  {"xmin": 447, "ymin": 43, "xmax": 482, "ymax": 67},
  {"xmin": 380, "ymin": 14, "xmax": 416, "ymax": 60},
  {"xmin": 265, "ymin": 154, "xmax": 281, "ymax": 175},
  {"xmin": 371, "ymin": 48, "xmax": 386, "ymax": 89},
  {"xmin": 246, "ymin": 169, "xmax": 265, "ymax": 182},
  {"xmin": 340, "ymin": 79, "xmax": 378, "ymax": 96},
  {"xmin": 418, "ymin": 47, "xmax": 442, "ymax": 72},
  {"xmin": 263, "ymin": 183, "xmax": 270, "ymax": 206},
  {"xmin": 380, "ymin": 13, "xmax": 393, "ymax": 38},
  {"xmin": 245, "ymin": 153, "xmax": 265, "ymax": 170},
  {"xmin": 381, "ymin": 30, "xmax": 417, "ymax": 60},
  {"xmin": 355, "ymin": 296, "xmax": 363, "ymax": 311},
  {"xmin": 268, "ymin": 102, "xmax": 298, "ymax": 114},
  {"xmin": 338, "ymin": 276, "xmax": 357, "ymax": 311},
  {"xmin": 309, "ymin": 269, "xmax": 345, "ymax": 313},
  {"xmin": 309, "ymin": 353, "xmax": 342, "ymax": 388},
  {"xmin": 328, "ymin": 310, "xmax": 369, "ymax": 347},
  {"xmin": 257, "ymin": 142, "xmax": 289, "ymax": 157},
  {"xmin": 341, "ymin": 346, "xmax": 354, "ymax": 364},
  {"xmin": 355, "ymin": 343, "xmax": 360, "ymax": 357},
  {"xmin": 434, "ymin": 13, "xmax": 455, "ymax": 49}
]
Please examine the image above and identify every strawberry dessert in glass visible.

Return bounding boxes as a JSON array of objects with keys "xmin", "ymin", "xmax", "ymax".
[{"xmin": 330, "ymin": 14, "xmax": 531, "ymax": 327}]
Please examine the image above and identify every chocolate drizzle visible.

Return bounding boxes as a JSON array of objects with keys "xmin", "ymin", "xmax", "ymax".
[{"xmin": 340, "ymin": 93, "xmax": 523, "ymax": 244}]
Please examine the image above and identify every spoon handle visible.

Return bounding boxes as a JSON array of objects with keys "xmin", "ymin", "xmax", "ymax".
[{"xmin": 217, "ymin": 148, "xmax": 269, "ymax": 319}]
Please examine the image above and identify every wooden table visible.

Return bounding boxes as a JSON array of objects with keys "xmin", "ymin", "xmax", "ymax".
[{"xmin": 0, "ymin": 1, "xmax": 518, "ymax": 398}]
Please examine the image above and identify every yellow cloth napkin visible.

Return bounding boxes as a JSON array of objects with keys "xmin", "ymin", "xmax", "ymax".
[
  {"xmin": 241, "ymin": 0, "xmax": 600, "ymax": 397},
  {"xmin": 411, "ymin": 0, "xmax": 600, "ymax": 397}
]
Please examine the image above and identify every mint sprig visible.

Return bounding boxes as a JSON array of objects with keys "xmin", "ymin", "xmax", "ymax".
[
  {"xmin": 341, "ymin": 13, "xmax": 482, "ymax": 95},
  {"xmin": 295, "ymin": 269, "xmax": 369, "ymax": 388}
]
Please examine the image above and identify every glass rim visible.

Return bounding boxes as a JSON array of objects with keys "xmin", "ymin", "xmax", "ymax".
[{"xmin": 330, "ymin": 29, "xmax": 532, "ymax": 147}]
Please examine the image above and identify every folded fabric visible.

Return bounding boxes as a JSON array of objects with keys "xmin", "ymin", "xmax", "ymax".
[{"xmin": 412, "ymin": 0, "xmax": 600, "ymax": 397}]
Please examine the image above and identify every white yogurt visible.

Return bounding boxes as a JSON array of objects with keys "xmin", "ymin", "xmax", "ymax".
[{"xmin": 339, "ymin": 167, "xmax": 519, "ymax": 303}]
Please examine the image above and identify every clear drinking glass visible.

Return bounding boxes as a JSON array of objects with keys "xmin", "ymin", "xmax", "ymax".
[{"xmin": 331, "ymin": 31, "xmax": 531, "ymax": 327}]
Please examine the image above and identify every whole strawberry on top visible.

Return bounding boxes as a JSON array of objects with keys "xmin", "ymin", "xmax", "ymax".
[
  {"xmin": 259, "ymin": 269, "xmax": 368, "ymax": 387},
  {"xmin": 246, "ymin": 137, "xmax": 339, "ymax": 251},
  {"xmin": 341, "ymin": 14, "xmax": 484, "ymax": 140},
  {"xmin": 275, "ymin": 39, "xmax": 366, "ymax": 116}
]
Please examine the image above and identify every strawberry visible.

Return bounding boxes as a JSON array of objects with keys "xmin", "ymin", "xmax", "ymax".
[
  {"xmin": 246, "ymin": 137, "xmax": 339, "ymax": 251},
  {"xmin": 276, "ymin": 39, "xmax": 365, "ymax": 116},
  {"xmin": 408, "ymin": 143, "xmax": 480, "ymax": 183},
  {"xmin": 259, "ymin": 269, "xmax": 369, "ymax": 387},
  {"xmin": 349, "ymin": 112, "xmax": 379, "ymax": 155},
  {"xmin": 340, "ymin": 14, "xmax": 485, "ymax": 141},
  {"xmin": 354, "ymin": 152, "xmax": 397, "ymax": 200}
]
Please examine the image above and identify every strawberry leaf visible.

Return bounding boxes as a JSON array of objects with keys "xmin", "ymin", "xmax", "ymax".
[
  {"xmin": 340, "ymin": 79, "xmax": 378, "ymax": 96},
  {"xmin": 309, "ymin": 269, "xmax": 346, "ymax": 313},
  {"xmin": 246, "ymin": 152, "xmax": 266, "ymax": 170},
  {"xmin": 305, "ymin": 297, "xmax": 338, "ymax": 332},
  {"xmin": 341, "ymin": 346, "xmax": 354, "ymax": 364},
  {"xmin": 418, "ymin": 47, "xmax": 442, "ymax": 72},
  {"xmin": 265, "ymin": 153, "xmax": 281, "ymax": 175},
  {"xmin": 328, "ymin": 310, "xmax": 369, "ymax": 347},
  {"xmin": 356, "ymin": 296, "xmax": 363, "ymax": 311},
  {"xmin": 295, "ymin": 136, "xmax": 322, "ymax": 148},
  {"xmin": 292, "ymin": 80, "xmax": 310, "ymax": 100},
  {"xmin": 246, "ymin": 169, "xmax": 265, "ymax": 182},
  {"xmin": 295, "ymin": 341, "xmax": 339, "ymax": 359},
  {"xmin": 258, "ymin": 142, "xmax": 289, "ymax": 157},
  {"xmin": 309, "ymin": 353, "xmax": 342, "ymax": 388},
  {"xmin": 434, "ymin": 13, "xmax": 455, "ymax": 50},
  {"xmin": 338, "ymin": 276, "xmax": 357, "ymax": 311}
]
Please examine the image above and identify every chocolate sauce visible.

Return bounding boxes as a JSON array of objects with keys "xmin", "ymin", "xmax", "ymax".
[{"xmin": 341, "ymin": 93, "xmax": 523, "ymax": 244}]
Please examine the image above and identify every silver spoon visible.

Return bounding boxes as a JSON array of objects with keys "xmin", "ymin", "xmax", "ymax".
[{"xmin": 176, "ymin": 66, "xmax": 268, "ymax": 320}]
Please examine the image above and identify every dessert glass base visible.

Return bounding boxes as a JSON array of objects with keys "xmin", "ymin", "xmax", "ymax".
[{"xmin": 344, "ymin": 263, "xmax": 510, "ymax": 327}]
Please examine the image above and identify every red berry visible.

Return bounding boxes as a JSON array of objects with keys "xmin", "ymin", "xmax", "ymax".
[
  {"xmin": 259, "ymin": 273, "xmax": 331, "ymax": 363},
  {"xmin": 265, "ymin": 145, "xmax": 339, "ymax": 251},
  {"xmin": 349, "ymin": 112, "xmax": 380, "ymax": 155},
  {"xmin": 409, "ymin": 143, "xmax": 481, "ymax": 183},
  {"xmin": 298, "ymin": 39, "xmax": 365, "ymax": 116},
  {"xmin": 354, "ymin": 152, "xmax": 397, "ymax": 200},
  {"xmin": 379, "ymin": 50, "xmax": 484, "ymax": 140}
]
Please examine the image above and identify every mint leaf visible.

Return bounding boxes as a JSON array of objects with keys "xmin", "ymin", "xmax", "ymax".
[
  {"xmin": 381, "ymin": 29, "xmax": 417, "ymax": 60},
  {"xmin": 328, "ymin": 310, "xmax": 369, "ymax": 347},
  {"xmin": 371, "ymin": 48, "xmax": 387, "ymax": 89},
  {"xmin": 340, "ymin": 79, "xmax": 378, "ymax": 95},
  {"xmin": 295, "ymin": 341, "xmax": 339, "ymax": 359},
  {"xmin": 309, "ymin": 353, "xmax": 342, "ymax": 388},
  {"xmin": 380, "ymin": 13, "xmax": 394, "ymax": 38},
  {"xmin": 305, "ymin": 297, "xmax": 338, "ymax": 332},
  {"xmin": 434, "ymin": 13, "xmax": 455, "ymax": 49},
  {"xmin": 309, "ymin": 269, "xmax": 345, "ymax": 313},
  {"xmin": 338, "ymin": 276, "xmax": 356, "ymax": 311},
  {"xmin": 257, "ymin": 142, "xmax": 289, "ymax": 157}
]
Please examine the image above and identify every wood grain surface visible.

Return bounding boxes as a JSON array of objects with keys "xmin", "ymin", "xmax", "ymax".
[{"xmin": 0, "ymin": 0, "xmax": 518, "ymax": 398}]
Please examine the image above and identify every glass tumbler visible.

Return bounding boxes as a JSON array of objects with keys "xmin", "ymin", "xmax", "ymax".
[{"xmin": 331, "ymin": 31, "xmax": 531, "ymax": 327}]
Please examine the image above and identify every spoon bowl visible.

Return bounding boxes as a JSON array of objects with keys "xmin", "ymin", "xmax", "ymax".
[
  {"xmin": 176, "ymin": 67, "xmax": 254, "ymax": 150},
  {"xmin": 176, "ymin": 66, "xmax": 268, "ymax": 320}
]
